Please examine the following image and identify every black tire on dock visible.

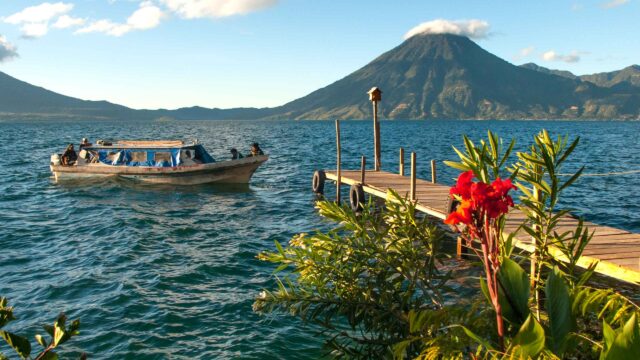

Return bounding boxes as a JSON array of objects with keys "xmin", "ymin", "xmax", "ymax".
[
  {"xmin": 312, "ymin": 170, "xmax": 326, "ymax": 194},
  {"xmin": 349, "ymin": 184, "xmax": 365, "ymax": 212}
]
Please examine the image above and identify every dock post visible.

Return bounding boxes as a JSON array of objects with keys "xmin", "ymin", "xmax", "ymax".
[
  {"xmin": 399, "ymin": 148, "xmax": 404, "ymax": 176},
  {"xmin": 431, "ymin": 160, "xmax": 437, "ymax": 184},
  {"xmin": 410, "ymin": 152, "xmax": 416, "ymax": 201},
  {"xmin": 367, "ymin": 87, "xmax": 382, "ymax": 171},
  {"xmin": 335, "ymin": 120, "xmax": 341, "ymax": 203},
  {"xmin": 360, "ymin": 156, "xmax": 366, "ymax": 184},
  {"xmin": 374, "ymin": 101, "xmax": 381, "ymax": 171}
]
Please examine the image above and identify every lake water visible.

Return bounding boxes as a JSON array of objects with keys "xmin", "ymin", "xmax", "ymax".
[{"xmin": 1, "ymin": 120, "xmax": 639, "ymax": 359}]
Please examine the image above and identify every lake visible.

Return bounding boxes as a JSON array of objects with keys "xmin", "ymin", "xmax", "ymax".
[{"xmin": 1, "ymin": 120, "xmax": 639, "ymax": 359}]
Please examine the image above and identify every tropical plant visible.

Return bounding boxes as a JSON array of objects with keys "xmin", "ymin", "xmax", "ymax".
[
  {"xmin": 443, "ymin": 130, "xmax": 640, "ymax": 359},
  {"xmin": 254, "ymin": 192, "xmax": 463, "ymax": 358},
  {"xmin": 0, "ymin": 297, "xmax": 83, "ymax": 360},
  {"xmin": 443, "ymin": 170, "xmax": 517, "ymax": 349}
]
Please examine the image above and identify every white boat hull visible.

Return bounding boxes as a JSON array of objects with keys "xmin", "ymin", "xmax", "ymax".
[{"xmin": 50, "ymin": 155, "xmax": 268, "ymax": 185}]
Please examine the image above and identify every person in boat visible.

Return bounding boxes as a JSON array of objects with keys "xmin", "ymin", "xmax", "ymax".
[
  {"xmin": 79, "ymin": 138, "xmax": 92, "ymax": 149},
  {"xmin": 61, "ymin": 144, "xmax": 78, "ymax": 165},
  {"xmin": 231, "ymin": 148, "xmax": 244, "ymax": 160},
  {"xmin": 248, "ymin": 143, "xmax": 264, "ymax": 157}
]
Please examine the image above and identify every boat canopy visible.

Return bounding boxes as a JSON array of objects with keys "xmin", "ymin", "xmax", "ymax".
[{"xmin": 86, "ymin": 144, "xmax": 215, "ymax": 167}]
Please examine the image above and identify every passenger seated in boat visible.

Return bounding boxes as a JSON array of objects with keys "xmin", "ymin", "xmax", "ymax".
[
  {"xmin": 230, "ymin": 148, "xmax": 243, "ymax": 160},
  {"xmin": 180, "ymin": 149, "xmax": 197, "ymax": 166},
  {"xmin": 79, "ymin": 138, "xmax": 92, "ymax": 149},
  {"xmin": 248, "ymin": 143, "xmax": 264, "ymax": 157},
  {"xmin": 61, "ymin": 144, "xmax": 78, "ymax": 165}
]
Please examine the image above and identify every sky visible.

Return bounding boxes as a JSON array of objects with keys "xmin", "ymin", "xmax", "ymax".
[{"xmin": 0, "ymin": 0, "xmax": 638, "ymax": 110}]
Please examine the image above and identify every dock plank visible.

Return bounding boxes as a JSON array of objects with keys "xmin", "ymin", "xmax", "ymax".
[{"xmin": 324, "ymin": 169, "xmax": 640, "ymax": 284}]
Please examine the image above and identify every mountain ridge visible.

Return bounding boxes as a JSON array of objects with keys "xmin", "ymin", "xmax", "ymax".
[{"xmin": 1, "ymin": 34, "xmax": 639, "ymax": 120}]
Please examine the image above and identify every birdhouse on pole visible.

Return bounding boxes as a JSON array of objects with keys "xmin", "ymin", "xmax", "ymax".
[
  {"xmin": 368, "ymin": 87, "xmax": 382, "ymax": 102},
  {"xmin": 368, "ymin": 87, "xmax": 382, "ymax": 171}
]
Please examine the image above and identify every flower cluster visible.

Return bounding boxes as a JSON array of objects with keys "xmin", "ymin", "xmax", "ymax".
[{"xmin": 444, "ymin": 171, "xmax": 516, "ymax": 226}]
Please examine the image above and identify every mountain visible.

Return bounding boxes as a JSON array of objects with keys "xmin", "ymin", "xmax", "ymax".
[
  {"xmin": 0, "ymin": 71, "xmax": 140, "ymax": 120},
  {"xmin": 580, "ymin": 65, "xmax": 640, "ymax": 87},
  {"xmin": 519, "ymin": 63, "xmax": 577, "ymax": 80},
  {"xmin": 268, "ymin": 34, "xmax": 640, "ymax": 120},
  {"xmin": 1, "ymin": 34, "xmax": 640, "ymax": 120}
]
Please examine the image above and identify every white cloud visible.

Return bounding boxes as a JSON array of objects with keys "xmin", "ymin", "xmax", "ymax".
[
  {"xmin": 4, "ymin": 2, "xmax": 75, "ymax": 38},
  {"xmin": 128, "ymin": 1, "xmax": 165, "ymax": 30},
  {"xmin": 4, "ymin": 2, "xmax": 73, "ymax": 24},
  {"xmin": 404, "ymin": 19, "xmax": 490, "ymax": 40},
  {"xmin": 542, "ymin": 50, "xmax": 581, "ymax": 63},
  {"xmin": 161, "ymin": 0, "xmax": 278, "ymax": 19},
  {"xmin": 0, "ymin": 36, "xmax": 19, "ymax": 62},
  {"xmin": 76, "ymin": 2, "xmax": 165, "ymax": 36},
  {"xmin": 602, "ymin": 0, "xmax": 630, "ymax": 8},
  {"xmin": 53, "ymin": 15, "xmax": 86, "ymax": 29},
  {"xmin": 20, "ymin": 23, "xmax": 50, "ymax": 38}
]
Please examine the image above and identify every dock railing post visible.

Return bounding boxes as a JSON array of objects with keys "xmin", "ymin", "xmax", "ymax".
[
  {"xmin": 431, "ymin": 159, "xmax": 437, "ymax": 184},
  {"xmin": 410, "ymin": 152, "xmax": 416, "ymax": 201},
  {"xmin": 399, "ymin": 148, "xmax": 404, "ymax": 176},
  {"xmin": 335, "ymin": 120, "xmax": 341, "ymax": 203},
  {"xmin": 360, "ymin": 156, "xmax": 366, "ymax": 184}
]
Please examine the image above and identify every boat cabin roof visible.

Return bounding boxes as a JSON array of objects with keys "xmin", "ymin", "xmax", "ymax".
[{"xmin": 90, "ymin": 140, "xmax": 196, "ymax": 149}]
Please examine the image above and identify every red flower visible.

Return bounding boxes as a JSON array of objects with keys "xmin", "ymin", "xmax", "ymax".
[
  {"xmin": 445, "ymin": 173, "xmax": 516, "ymax": 224},
  {"xmin": 449, "ymin": 170, "xmax": 474, "ymax": 199},
  {"xmin": 444, "ymin": 199, "xmax": 473, "ymax": 225}
]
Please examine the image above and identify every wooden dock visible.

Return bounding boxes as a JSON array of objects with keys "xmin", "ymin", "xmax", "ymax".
[{"xmin": 324, "ymin": 169, "xmax": 640, "ymax": 285}]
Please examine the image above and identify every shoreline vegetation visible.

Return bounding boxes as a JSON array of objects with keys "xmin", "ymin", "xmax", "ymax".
[{"xmin": 254, "ymin": 130, "xmax": 640, "ymax": 359}]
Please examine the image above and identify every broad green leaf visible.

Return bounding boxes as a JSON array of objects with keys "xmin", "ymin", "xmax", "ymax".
[
  {"xmin": 498, "ymin": 258, "xmax": 530, "ymax": 325},
  {"xmin": 545, "ymin": 267, "xmax": 574, "ymax": 356},
  {"xmin": 0, "ymin": 330, "xmax": 31, "ymax": 359},
  {"xmin": 511, "ymin": 314, "xmax": 545, "ymax": 358},
  {"xmin": 604, "ymin": 314, "xmax": 640, "ymax": 360}
]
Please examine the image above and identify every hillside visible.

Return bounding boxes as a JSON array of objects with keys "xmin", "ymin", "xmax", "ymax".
[
  {"xmin": 1, "ymin": 34, "xmax": 639, "ymax": 120},
  {"xmin": 268, "ymin": 34, "xmax": 640, "ymax": 120}
]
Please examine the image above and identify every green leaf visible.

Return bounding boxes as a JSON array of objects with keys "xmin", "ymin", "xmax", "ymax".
[
  {"xmin": 511, "ymin": 314, "xmax": 545, "ymax": 358},
  {"xmin": 39, "ymin": 351, "xmax": 59, "ymax": 360},
  {"xmin": 498, "ymin": 258, "xmax": 530, "ymax": 326},
  {"xmin": 605, "ymin": 314, "xmax": 640, "ymax": 360},
  {"xmin": 545, "ymin": 267, "xmax": 574, "ymax": 356},
  {"xmin": 458, "ymin": 325, "xmax": 495, "ymax": 351},
  {"xmin": 602, "ymin": 321, "xmax": 616, "ymax": 355},
  {"xmin": 0, "ymin": 330, "xmax": 31, "ymax": 359},
  {"xmin": 35, "ymin": 334, "xmax": 48, "ymax": 348}
]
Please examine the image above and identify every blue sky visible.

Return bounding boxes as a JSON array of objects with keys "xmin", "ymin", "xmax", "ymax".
[{"xmin": 0, "ymin": 0, "xmax": 638, "ymax": 110}]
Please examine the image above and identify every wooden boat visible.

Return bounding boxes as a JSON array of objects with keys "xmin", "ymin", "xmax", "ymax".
[{"xmin": 50, "ymin": 140, "xmax": 268, "ymax": 185}]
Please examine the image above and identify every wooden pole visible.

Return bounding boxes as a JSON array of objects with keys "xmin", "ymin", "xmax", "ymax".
[
  {"xmin": 360, "ymin": 155, "xmax": 366, "ymax": 184},
  {"xmin": 336, "ymin": 120, "xmax": 341, "ymax": 203},
  {"xmin": 431, "ymin": 159, "xmax": 437, "ymax": 184},
  {"xmin": 410, "ymin": 152, "xmax": 416, "ymax": 201},
  {"xmin": 399, "ymin": 148, "xmax": 404, "ymax": 176},
  {"xmin": 373, "ymin": 101, "xmax": 381, "ymax": 171}
]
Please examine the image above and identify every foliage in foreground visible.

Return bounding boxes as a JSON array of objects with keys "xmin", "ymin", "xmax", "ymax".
[
  {"xmin": 0, "ymin": 297, "xmax": 82, "ymax": 360},
  {"xmin": 254, "ymin": 193, "xmax": 491, "ymax": 358},
  {"xmin": 255, "ymin": 130, "xmax": 640, "ymax": 359}
]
